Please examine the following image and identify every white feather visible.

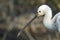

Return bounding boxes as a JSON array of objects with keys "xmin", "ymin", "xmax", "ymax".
[{"xmin": 37, "ymin": 5, "xmax": 60, "ymax": 32}]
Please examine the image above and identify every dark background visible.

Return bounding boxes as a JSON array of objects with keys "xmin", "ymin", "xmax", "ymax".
[{"xmin": 0, "ymin": 0, "xmax": 60, "ymax": 40}]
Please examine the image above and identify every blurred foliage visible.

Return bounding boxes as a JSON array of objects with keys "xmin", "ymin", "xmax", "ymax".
[
  {"xmin": 0, "ymin": 0, "xmax": 60, "ymax": 40},
  {"xmin": 0, "ymin": 0, "xmax": 60, "ymax": 22},
  {"xmin": 0, "ymin": 0, "xmax": 60, "ymax": 15}
]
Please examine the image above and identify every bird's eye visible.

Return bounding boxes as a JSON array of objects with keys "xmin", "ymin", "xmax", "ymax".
[{"xmin": 39, "ymin": 11, "xmax": 41, "ymax": 12}]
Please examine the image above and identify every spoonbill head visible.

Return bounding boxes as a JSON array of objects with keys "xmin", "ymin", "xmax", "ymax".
[{"xmin": 37, "ymin": 5, "xmax": 51, "ymax": 16}]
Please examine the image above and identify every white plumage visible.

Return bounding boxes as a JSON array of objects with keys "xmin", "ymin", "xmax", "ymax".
[{"xmin": 37, "ymin": 5, "xmax": 60, "ymax": 32}]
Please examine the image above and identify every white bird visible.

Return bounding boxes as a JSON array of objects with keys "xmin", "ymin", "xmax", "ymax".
[
  {"xmin": 37, "ymin": 5, "xmax": 60, "ymax": 32},
  {"xmin": 37, "ymin": 5, "xmax": 60, "ymax": 40}
]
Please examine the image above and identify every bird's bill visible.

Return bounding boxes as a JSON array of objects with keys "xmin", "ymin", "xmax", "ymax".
[{"xmin": 38, "ymin": 13, "xmax": 44, "ymax": 16}]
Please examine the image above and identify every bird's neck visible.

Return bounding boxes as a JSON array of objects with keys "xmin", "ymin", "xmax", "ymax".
[{"xmin": 43, "ymin": 9, "xmax": 53, "ymax": 27}]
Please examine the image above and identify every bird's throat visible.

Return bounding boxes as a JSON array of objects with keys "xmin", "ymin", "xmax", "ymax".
[{"xmin": 43, "ymin": 10, "xmax": 53, "ymax": 28}]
